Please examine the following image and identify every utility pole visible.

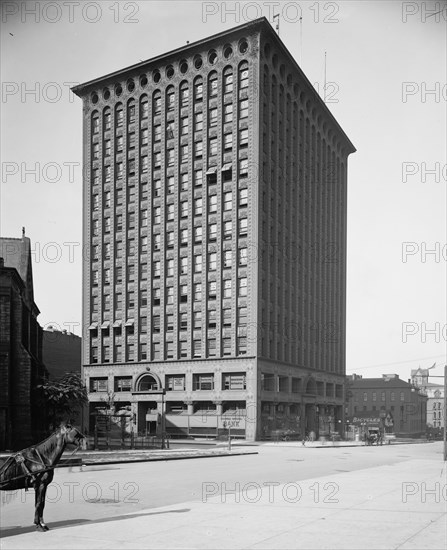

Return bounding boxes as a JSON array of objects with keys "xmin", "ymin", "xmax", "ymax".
[
  {"xmin": 426, "ymin": 365, "xmax": 446, "ymax": 461},
  {"xmin": 444, "ymin": 364, "xmax": 446, "ymax": 461}
]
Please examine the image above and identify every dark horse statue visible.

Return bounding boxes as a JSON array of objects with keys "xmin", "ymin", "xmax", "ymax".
[{"xmin": 0, "ymin": 424, "xmax": 86, "ymax": 531}]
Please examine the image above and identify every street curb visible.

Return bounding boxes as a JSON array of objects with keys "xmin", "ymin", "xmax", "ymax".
[{"xmin": 59, "ymin": 450, "xmax": 259, "ymax": 467}]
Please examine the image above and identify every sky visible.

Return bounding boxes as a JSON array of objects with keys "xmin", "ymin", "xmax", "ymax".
[{"xmin": 1, "ymin": 0, "xmax": 446, "ymax": 382}]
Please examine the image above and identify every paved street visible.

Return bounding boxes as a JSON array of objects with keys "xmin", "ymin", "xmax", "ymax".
[{"xmin": 0, "ymin": 441, "xmax": 445, "ymax": 549}]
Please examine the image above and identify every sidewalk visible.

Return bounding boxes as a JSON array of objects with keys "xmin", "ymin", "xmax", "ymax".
[{"xmin": 1, "ymin": 453, "xmax": 445, "ymax": 549}]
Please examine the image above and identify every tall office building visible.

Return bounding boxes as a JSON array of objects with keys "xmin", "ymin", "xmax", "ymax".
[{"xmin": 72, "ymin": 17, "xmax": 355, "ymax": 441}]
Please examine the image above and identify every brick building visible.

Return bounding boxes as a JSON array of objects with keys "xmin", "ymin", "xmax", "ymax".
[
  {"xmin": 42, "ymin": 327, "xmax": 82, "ymax": 380},
  {"xmin": 346, "ymin": 374, "xmax": 427, "ymax": 437},
  {"xmin": 411, "ymin": 367, "xmax": 444, "ymax": 432},
  {"xmin": 72, "ymin": 18, "xmax": 355, "ymax": 441},
  {"xmin": 0, "ymin": 232, "xmax": 48, "ymax": 450}
]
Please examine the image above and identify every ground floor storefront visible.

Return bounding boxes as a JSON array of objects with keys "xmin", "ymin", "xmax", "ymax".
[{"xmin": 83, "ymin": 360, "xmax": 346, "ymax": 442}]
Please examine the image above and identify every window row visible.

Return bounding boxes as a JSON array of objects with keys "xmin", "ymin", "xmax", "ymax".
[
  {"xmin": 90, "ymin": 371, "xmax": 247, "ymax": 393},
  {"xmin": 90, "ymin": 337, "xmax": 248, "ymax": 363}
]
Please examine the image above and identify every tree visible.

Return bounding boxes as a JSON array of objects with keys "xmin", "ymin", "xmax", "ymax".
[{"xmin": 37, "ymin": 372, "xmax": 88, "ymax": 429}]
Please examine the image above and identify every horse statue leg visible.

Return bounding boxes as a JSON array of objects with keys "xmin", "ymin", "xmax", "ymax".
[{"xmin": 34, "ymin": 480, "xmax": 50, "ymax": 531}]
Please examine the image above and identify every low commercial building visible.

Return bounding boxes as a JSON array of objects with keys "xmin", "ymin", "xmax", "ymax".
[{"xmin": 346, "ymin": 374, "xmax": 427, "ymax": 437}]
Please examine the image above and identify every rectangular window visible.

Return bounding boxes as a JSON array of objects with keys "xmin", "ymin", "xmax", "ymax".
[
  {"xmin": 166, "ymin": 203, "xmax": 175, "ymax": 221},
  {"xmin": 239, "ymin": 218, "xmax": 248, "ymax": 237},
  {"xmin": 153, "ymin": 179, "xmax": 162, "ymax": 197},
  {"xmin": 208, "ymin": 280, "xmax": 217, "ymax": 300},
  {"xmin": 223, "ymin": 279, "xmax": 232, "ymax": 299},
  {"xmin": 223, "ymin": 71, "xmax": 233, "ymax": 94},
  {"xmin": 223, "ymin": 192, "xmax": 232, "ymax": 211},
  {"xmin": 180, "ymin": 256, "xmax": 188, "ymax": 274},
  {"xmin": 209, "ymin": 77, "xmax": 218, "ymax": 98},
  {"xmin": 140, "ymin": 128, "xmax": 149, "ymax": 147},
  {"xmin": 223, "ymin": 373, "xmax": 246, "ymax": 390},
  {"xmin": 180, "ymin": 284, "xmax": 188, "ymax": 303},
  {"xmin": 193, "ymin": 310, "xmax": 202, "ymax": 329},
  {"xmin": 180, "ymin": 86, "xmax": 189, "ymax": 108},
  {"xmin": 209, "ymin": 108, "xmax": 218, "ymax": 127},
  {"xmin": 194, "ymin": 169, "xmax": 203, "ymax": 187},
  {"xmin": 166, "ymin": 259, "xmax": 174, "ymax": 277},
  {"xmin": 180, "ymin": 144, "xmax": 189, "ymax": 163},
  {"xmin": 166, "ymin": 231, "xmax": 175, "ymax": 248},
  {"xmin": 209, "ymin": 223, "xmax": 217, "ymax": 240},
  {"xmin": 208, "ymin": 252, "xmax": 217, "ymax": 271},
  {"xmin": 153, "ymin": 125, "xmax": 161, "ymax": 142},
  {"xmin": 90, "ymin": 377, "xmax": 108, "ymax": 392},
  {"xmin": 223, "ymin": 250, "xmax": 232, "ymax": 268},
  {"xmin": 239, "ymin": 128, "xmax": 248, "ymax": 148},
  {"xmin": 167, "ymin": 90, "xmax": 175, "ymax": 111},
  {"xmin": 238, "ymin": 277, "xmax": 247, "ymax": 297},
  {"xmin": 166, "ymin": 286, "xmax": 174, "ymax": 304},
  {"xmin": 194, "ymin": 254, "xmax": 202, "ymax": 273},
  {"xmin": 237, "ymin": 337, "xmax": 247, "ymax": 355},
  {"xmin": 92, "ymin": 142, "xmax": 99, "ymax": 160},
  {"xmin": 180, "ymin": 201, "xmax": 188, "ymax": 218},
  {"xmin": 195, "ymin": 111, "xmax": 203, "ymax": 131},
  {"xmin": 207, "ymin": 339, "xmax": 216, "ymax": 357},
  {"xmin": 180, "ymin": 117, "xmax": 189, "ymax": 136},
  {"xmin": 208, "ymin": 137, "xmax": 218, "ymax": 157},
  {"xmin": 194, "ymin": 141, "xmax": 203, "ymax": 159},
  {"xmin": 222, "ymin": 337, "xmax": 231, "ymax": 355},
  {"xmin": 194, "ymin": 197, "xmax": 203, "ymax": 216},
  {"xmin": 194, "ymin": 283, "xmax": 202, "ymax": 302},
  {"xmin": 194, "ymin": 226, "xmax": 202, "ymax": 242},
  {"xmin": 167, "ymin": 375, "xmax": 185, "ymax": 391},
  {"xmin": 166, "ymin": 313, "xmax": 174, "ymax": 332},
  {"xmin": 152, "ymin": 342, "xmax": 160, "ymax": 359},
  {"xmin": 239, "ymin": 99, "xmax": 249, "ymax": 119},
  {"xmin": 166, "ymin": 121, "xmax": 175, "ymax": 140},
  {"xmin": 223, "ymin": 220, "xmax": 232, "ymax": 239},
  {"xmin": 239, "ymin": 247, "xmax": 247, "ymax": 266},
  {"xmin": 208, "ymin": 195, "xmax": 217, "ymax": 214},
  {"xmin": 166, "ymin": 176, "xmax": 175, "ymax": 195},
  {"xmin": 224, "ymin": 103, "xmax": 233, "ymax": 123},
  {"xmin": 224, "ymin": 133, "xmax": 233, "ymax": 151},
  {"xmin": 152, "ymin": 287, "xmax": 161, "ymax": 305},
  {"xmin": 239, "ymin": 158, "xmax": 248, "ymax": 178},
  {"xmin": 193, "ymin": 340, "xmax": 202, "ymax": 358},
  {"xmin": 114, "ymin": 376, "xmax": 132, "ymax": 392},
  {"xmin": 179, "ymin": 311, "xmax": 188, "ymax": 330},
  {"xmin": 194, "ymin": 81, "xmax": 203, "ymax": 102},
  {"xmin": 180, "ymin": 172, "xmax": 189, "ymax": 191},
  {"xmin": 193, "ymin": 374, "xmax": 214, "ymax": 390}
]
